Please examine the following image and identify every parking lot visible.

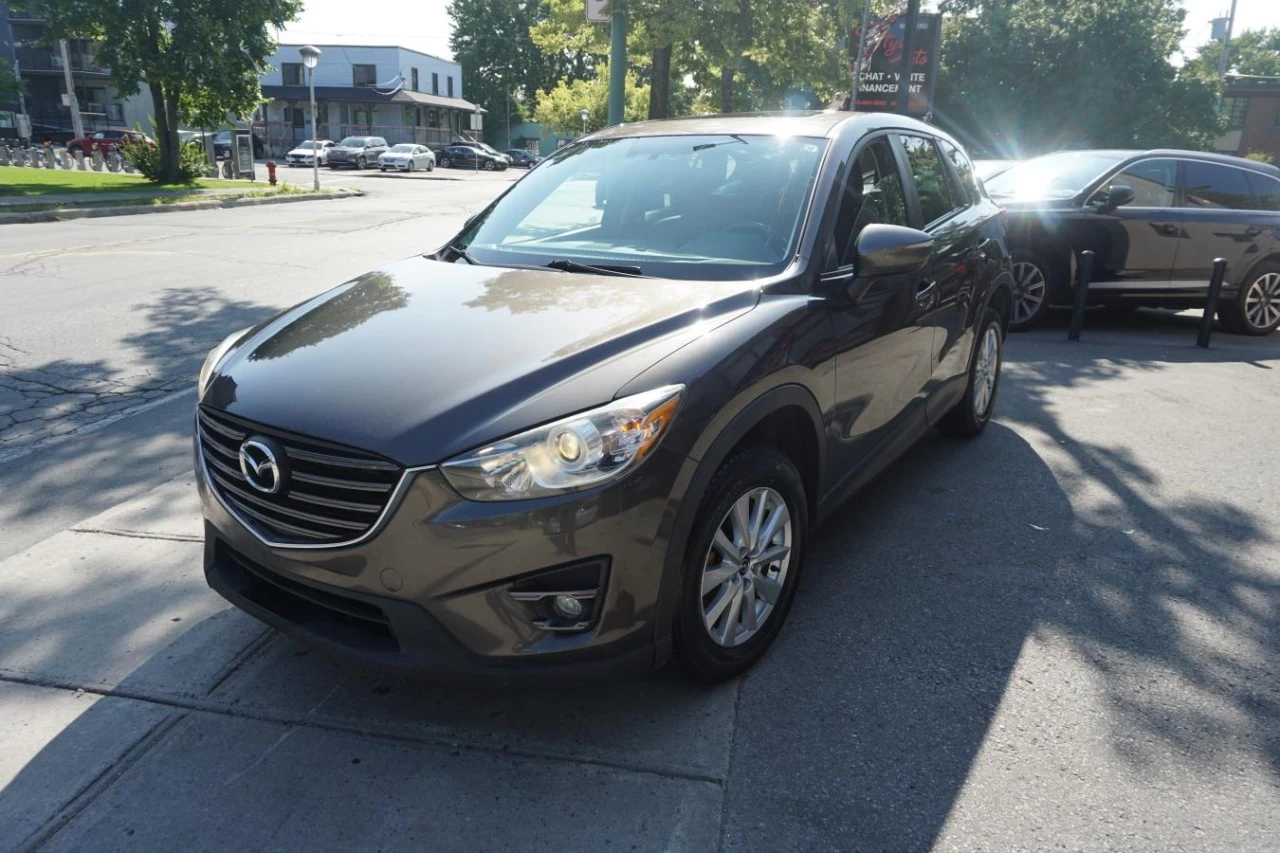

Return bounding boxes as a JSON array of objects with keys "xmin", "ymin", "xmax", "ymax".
[{"xmin": 1, "ymin": 175, "xmax": 1278, "ymax": 851}]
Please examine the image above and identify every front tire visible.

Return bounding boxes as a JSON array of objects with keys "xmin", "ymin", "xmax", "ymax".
[
  {"xmin": 439, "ymin": 157, "xmax": 451, "ymax": 168},
  {"xmin": 938, "ymin": 308, "xmax": 1003, "ymax": 437},
  {"xmin": 675, "ymin": 447, "xmax": 808, "ymax": 682},
  {"xmin": 1220, "ymin": 264, "xmax": 1280, "ymax": 336},
  {"xmin": 408, "ymin": 159, "xmax": 414, "ymax": 172},
  {"xmin": 356, "ymin": 156, "xmax": 366, "ymax": 169},
  {"xmin": 483, "ymin": 159, "xmax": 495, "ymax": 171},
  {"xmin": 1008, "ymin": 250, "xmax": 1056, "ymax": 331}
]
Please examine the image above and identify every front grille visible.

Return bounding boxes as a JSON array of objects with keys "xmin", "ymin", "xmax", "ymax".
[{"xmin": 198, "ymin": 406, "xmax": 403, "ymax": 547}]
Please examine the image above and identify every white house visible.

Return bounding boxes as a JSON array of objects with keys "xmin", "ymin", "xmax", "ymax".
[{"xmin": 258, "ymin": 44, "xmax": 484, "ymax": 152}]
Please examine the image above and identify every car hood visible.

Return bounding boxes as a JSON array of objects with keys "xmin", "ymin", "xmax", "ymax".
[
  {"xmin": 286, "ymin": 148, "xmax": 317, "ymax": 156},
  {"xmin": 203, "ymin": 256, "xmax": 759, "ymax": 466},
  {"xmin": 329, "ymin": 146, "xmax": 363, "ymax": 155}
]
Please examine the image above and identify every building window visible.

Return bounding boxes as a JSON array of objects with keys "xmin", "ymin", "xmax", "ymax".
[
  {"xmin": 1223, "ymin": 97, "xmax": 1247, "ymax": 131},
  {"xmin": 353, "ymin": 64, "xmax": 377, "ymax": 88},
  {"xmin": 432, "ymin": 72, "xmax": 439, "ymax": 95},
  {"xmin": 411, "ymin": 68, "xmax": 419, "ymax": 92},
  {"xmin": 447, "ymin": 76, "xmax": 454, "ymax": 98},
  {"xmin": 282, "ymin": 63, "xmax": 303, "ymax": 86},
  {"xmin": 291, "ymin": 107, "xmax": 304, "ymax": 128}
]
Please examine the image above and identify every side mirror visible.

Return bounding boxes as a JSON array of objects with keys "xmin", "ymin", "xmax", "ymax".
[
  {"xmin": 1096, "ymin": 184, "xmax": 1135, "ymax": 212},
  {"xmin": 853, "ymin": 224, "xmax": 934, "ymax": 277}
]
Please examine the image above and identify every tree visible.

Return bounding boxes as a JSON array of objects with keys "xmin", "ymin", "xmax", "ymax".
[
  {"xmin": 1188, "ymin": 28, "xmax": 1280, "ymax": 78},
  {"xmin": 533, "ymin": 63, "xmax": 649, "ymax": 133},
  {"xmin": 449, "ymin": 0, "xmax": 590, "ymax": 127},
  {"xmin": 0, "ymin": 61, "xmax": 22, "ymax": 103},
  {"xmin": 935, "ymin": 0, "xmax": 1220, "ymax": 156},
  {"xmin": 44, "ymin": 0, "xmax": 301, "ymax": 183}
]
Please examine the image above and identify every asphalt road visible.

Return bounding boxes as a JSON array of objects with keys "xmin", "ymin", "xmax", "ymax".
[{"xmin": 1, "ymin": 173, "xmax": 1278, "ymax": 851}]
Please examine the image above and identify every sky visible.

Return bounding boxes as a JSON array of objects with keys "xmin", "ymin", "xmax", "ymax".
[{"xmin": 275, "ymin": 0, "xmax": 1280, "ymax": 65}]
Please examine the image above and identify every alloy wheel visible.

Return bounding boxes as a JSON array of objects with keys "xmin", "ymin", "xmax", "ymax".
[
  {"xmin": 1244, "ymin": 272, "xmax": 1280, "ymax": 331},
  {"xmin": 972, "ymin": 325, "xmax": 1000, "ymax": 418},
  {"xmin": 699, "ymin": 487, "xmax": 793, "ymax": 648},
  {"xmin": 1011, "ymin": 261, "xmax": 1047, "ymax": 325}
]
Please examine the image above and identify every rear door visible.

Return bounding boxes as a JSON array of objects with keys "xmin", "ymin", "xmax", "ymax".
[
  {"xmin": 1081, "ymin": 158, "xmax": 1181, "ymax": 292},
  {"xmin": 1172, "ymin": 159, "xmax": 1267, "ymax": 289}
]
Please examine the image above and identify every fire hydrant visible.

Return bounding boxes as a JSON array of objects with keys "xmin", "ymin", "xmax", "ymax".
[{"xmin": 266, "ymin": 160, "xmax": 277, "ymax": 186}]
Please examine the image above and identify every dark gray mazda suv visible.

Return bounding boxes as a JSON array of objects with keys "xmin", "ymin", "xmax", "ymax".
[{"xmin": 196, "ymin": 112, "xmax": 1014, "ymax": 682}]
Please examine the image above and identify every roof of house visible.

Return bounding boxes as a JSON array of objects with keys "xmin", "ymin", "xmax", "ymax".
[
  {"xmin": 261, "ymin": 85, "xmax": 484, "ymax": 113},
  {"xmin": 274, "ymin": 43, "xmax": 458, "ymax": 68}
]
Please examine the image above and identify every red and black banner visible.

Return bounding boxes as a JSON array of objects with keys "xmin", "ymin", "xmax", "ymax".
[{"xmin": 851, "ymin": 13, "xmax": 941, "ymax": 115}]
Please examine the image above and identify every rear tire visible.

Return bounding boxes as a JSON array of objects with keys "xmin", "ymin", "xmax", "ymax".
[
  {"xmin": 938, "ymin": 308, "xmax": 1003, "ymax": 437},
  {"xmin": 1008, "ymin": 250, "xmax": 1057, "ymax": 331},
  {"xmin": 483, "ymin": 160, "xmax": 495, "ymax": 171},
  {"xmin": 675, "ymin": 446, "xmax": 808, "ymax": 682},
  {"xmin": 1219, "ymin": 263, "xmax": 1280, "ymax": 336}
]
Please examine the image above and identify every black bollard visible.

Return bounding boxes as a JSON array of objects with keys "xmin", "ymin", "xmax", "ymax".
[
  {"xmin": 1196, "ymin": 258, "xmax": 1228, "ymax": 349},
  {"xmin": 1067, "ymin": 250, "xmax": 1095, "ymax": 341}
]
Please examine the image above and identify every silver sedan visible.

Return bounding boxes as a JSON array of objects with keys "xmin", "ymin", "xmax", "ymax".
[{"xmin": 378, "ymin": 144, "xmax": 436, "ymax": 173}]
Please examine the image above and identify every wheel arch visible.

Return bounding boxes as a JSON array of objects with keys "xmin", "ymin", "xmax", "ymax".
[{"xmin": 651, "ymin": 384, "xmax": 826, "ymax": 661}]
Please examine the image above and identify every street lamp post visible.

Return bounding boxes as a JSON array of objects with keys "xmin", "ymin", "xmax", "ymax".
[
  {"xmin": 299, "ymin": 45, "xmax": 322, "ymax": 192},
  {"xmin": 580, "ymin": 108, "xmax": 589, "ymax": 136}
]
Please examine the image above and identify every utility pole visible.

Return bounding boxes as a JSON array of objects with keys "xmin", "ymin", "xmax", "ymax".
[
  {"xmin": 895, "ymin": 0, "xmax": 921, "ymax": 115},
  {"xmin": 607, "ymin": 0, "xmax": 627, "ymax": 126},
  {"xmin": 58, "ymin": 38, "xmax": 84, "ymax": 139},
  {"xmin": 1217, "ymin": 0, "xmax": 1239, "ymax": 79},
  {"xmin": 851, "ymin": 0, "xmax": 873, "ymax": 110}
]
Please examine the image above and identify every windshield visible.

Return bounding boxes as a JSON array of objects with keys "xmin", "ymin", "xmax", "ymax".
[
  {"xmin": 389, "ymin": 144, "xmax": 415, "ymax": 153},
  {"xmin": 295, "ymin": 140, "xmax": 322, "ymax": 149},
  {"xmin": 985, "ymin": 151, "xmax": 1127, "ymax": 199},
  {"xmin": 458, "ymin": 134, "xmax": 828, "ymax": 281},
  {"xmin": 338, "ymin": 137, "xmax": 367, "ymax": 147}
]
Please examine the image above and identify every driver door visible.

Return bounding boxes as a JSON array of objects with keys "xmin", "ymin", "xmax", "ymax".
[
  {"xmin": 825, "ymin": 134, "xmax": 937, "ymax": 487},
  {"xmin": 1074, "ymin": 158, "xmax": 1181, "ymax": 291}
]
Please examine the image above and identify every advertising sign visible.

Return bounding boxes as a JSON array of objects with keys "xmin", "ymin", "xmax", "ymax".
[
  {"xmin": 234, "ymin": 132, "xmax": 255, "ymax": 179},
  {"xmin": 851, "ymin": 13, "xmax": 941, "ymax": 115}
]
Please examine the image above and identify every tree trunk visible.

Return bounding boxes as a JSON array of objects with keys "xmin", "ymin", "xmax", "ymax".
[
  {"xmin": 648, "ymin": 45, "xmax": 672, "ymax": 119},
  {"xmin": 720, "ymin": 65, "xmax": 734, "ymax": 113}
]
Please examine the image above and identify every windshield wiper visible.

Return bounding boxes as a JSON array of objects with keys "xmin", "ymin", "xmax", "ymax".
[
  {"xmin": 444, "ymin": 243, "xmax": 477, "ymax": 264},
  {"xmin": 546, "ymin": 259, "xmax": 643, "ymax": 277}
]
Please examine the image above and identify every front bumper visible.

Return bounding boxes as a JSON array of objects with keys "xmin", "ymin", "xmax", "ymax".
[{"xmin": 198, "ymin": 443, "xmax": 686, "ymax": 683}]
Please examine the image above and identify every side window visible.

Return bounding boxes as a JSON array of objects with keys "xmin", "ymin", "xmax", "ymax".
[
  {"xmin": 831, "ymin": 137, "xmax": 908, "ymax": 266},
  {"xmin": 1104, "ymin": 159, "xmax": 1176, "ymax": 207},
  {"xmin": 1247, "ymin": 173, "xmax": 1280, "ymax": 212},
  {"xmin": 898, "ymin": 135, "xmax": 960, "ymax": 225},
  {"xmin": 1184, "ymin": 161, "xmax": 1254, "ymax": 210},
  {"xmin": 937, "ymin": 138, "xmax": 981, "ymax": 205}
]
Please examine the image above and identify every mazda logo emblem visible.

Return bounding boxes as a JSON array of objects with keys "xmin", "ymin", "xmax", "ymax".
[{"xmin": 239, "ymin": 437, "xmax": 287, "ymax": 494}]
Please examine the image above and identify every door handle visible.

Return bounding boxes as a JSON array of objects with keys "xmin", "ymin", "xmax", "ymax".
[
  {"xmin": 915, "ymin": 279, "xmax": 938, "ymax": 302},
  {"xmin": 1244, "ymin": 226, "xmax": 1263, "ymax": 237},
  {"xmin": 1157, "ymin": 223, "xmax": 1179, "ymax": 236}
]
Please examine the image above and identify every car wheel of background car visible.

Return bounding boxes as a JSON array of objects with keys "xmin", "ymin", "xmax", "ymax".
[
  {"xmin": 379, "ymin": 165, "xmax": 386, "ymax": 172},
  {"xmin": 408, "ymin": 159, "xmax": 414, "ymax": 172},
  {"xmin": 483, "ymin": 160, "xmax": 495, "ymax": 171},
  {"xmin": 1009, "ymin": 251, "xmax": 1054, "ymax": 331},
  {"xmin": 440, "ymin": 157, "xmax": 450, "ymax": 168},
  {"xmin": 427, "ymin": 160, "xmax": 434, "ymax": 171},
  {"xmin": 329, "ymin": 164, "xmax": 338, "ymax": 170},
  {"xmin": 675, "ymin": 446, "xmax": 808, "ymax": 682},
  {"xmin": 939, "ymin": 308, "xmax": 1004, "ymax": 437},
  {"xmin": 1220, "ymin": 263, "xmax": 1280, "ymax": 336},
  {"xmin": 357, "ymin": 156, "xmax": 366, "ymax": 169}
]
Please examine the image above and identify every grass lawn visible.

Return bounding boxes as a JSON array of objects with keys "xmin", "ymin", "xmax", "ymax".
[{"xmin": 0, "ymin": 168, "xmax": 243, "ymax": 198}]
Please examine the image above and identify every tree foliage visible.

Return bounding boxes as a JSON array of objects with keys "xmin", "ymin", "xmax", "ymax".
[
  {"xmin": 533, "ymin": 63, "xmax": 648, "ymax": 133},
  {"xmin": 1182, "ymin": 27, "xmax": 1280, "ymax": 80},
  {"xmin": 934, "ymin": 0, "xmax": 1221, "ymax": 156},
  {"xmin": 44, "ymin": 0, "xmax": 301, "ymax": 183},
  {"xmin": 448, "ymin": 0, "xmax": 591, "ymax": 124},
  {"xmin": 0, "ymin": 61, "xmax": 22, "ymax": 103}
]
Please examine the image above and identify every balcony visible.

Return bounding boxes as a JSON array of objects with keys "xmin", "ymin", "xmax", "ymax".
[{"xmin": 16, "ymin": 46, "xmax": 109, "ymax": 76}]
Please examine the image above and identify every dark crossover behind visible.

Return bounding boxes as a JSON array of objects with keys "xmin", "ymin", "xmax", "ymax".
[
  {"xmin": 195, "ymin": 111, "xmax": 1014, "ymax": 682},
  {"xmin": 987, "ymin": 150, "xmax": 1280, "ymax": 333}
]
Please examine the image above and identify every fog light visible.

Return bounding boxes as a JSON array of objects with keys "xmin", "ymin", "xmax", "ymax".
[{"xmin": 552, "ymin": 594, "xmax": 584, "ymax": 620}]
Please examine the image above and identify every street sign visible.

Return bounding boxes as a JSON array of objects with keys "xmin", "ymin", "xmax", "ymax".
[
  {"xmin": 586, "ymin": 0, "xmax": 610, "ymax": 23},
  {"xmin": 851, "ymin": 13, "xmax": 941, "ymax": 115},
  {"xmin": 470, "ymin": 111, "xmax": 483, "ymax": 131}
]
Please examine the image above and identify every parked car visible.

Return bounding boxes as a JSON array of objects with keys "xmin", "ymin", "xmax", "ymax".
[
  {"xmin": 327, "ymin": 136, "xmax": 389, "ymax": 170},
  {"xmin": 986, "ymin": 149, "xmax": 1280, "ymax": 334},
  {"xmin": 285, "ymin": 139, "xmax": 335, "ymax": 167},
  {"xmin": 505, "ymin": 149, "xmax": 542, "ymax": 168},
  {"xmin": 475, "ymin": 142, "xmax": 512, "ymax": 165},
  {"xmin": 66, "ymin": 128, "xmax": 152, "ymax": 156},
  {"xmin": 212, "ymin": 129, "xmax": 266, "ymax": 160},
  {"xmin": 378, "ymin": 143, "xmax": 436, "ymax": 173},
  {"xmin": 437, "ymin": 144, "xmax": 508, "ymax": 171},
  {"xmin": 194, "ymin": 112, "xmax": 1012, "ymax": 683},
  {"xmin": 974, "ymin": 159, "xmax": 1017, "ymax": 182}
]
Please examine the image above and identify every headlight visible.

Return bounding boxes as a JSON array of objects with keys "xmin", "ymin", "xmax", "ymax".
[
  {"xmin": 441, "ymin": 385, "xmax": 683, "ymax": 501},
  {"xmin": 197, "ymin": 329, "xmax": 248, "ymax": 398}
]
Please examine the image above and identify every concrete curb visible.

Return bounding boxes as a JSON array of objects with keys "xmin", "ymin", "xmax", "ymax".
[{"xmin": 0, "ymin": 188, "xmax": 362, "ymax": 225}]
